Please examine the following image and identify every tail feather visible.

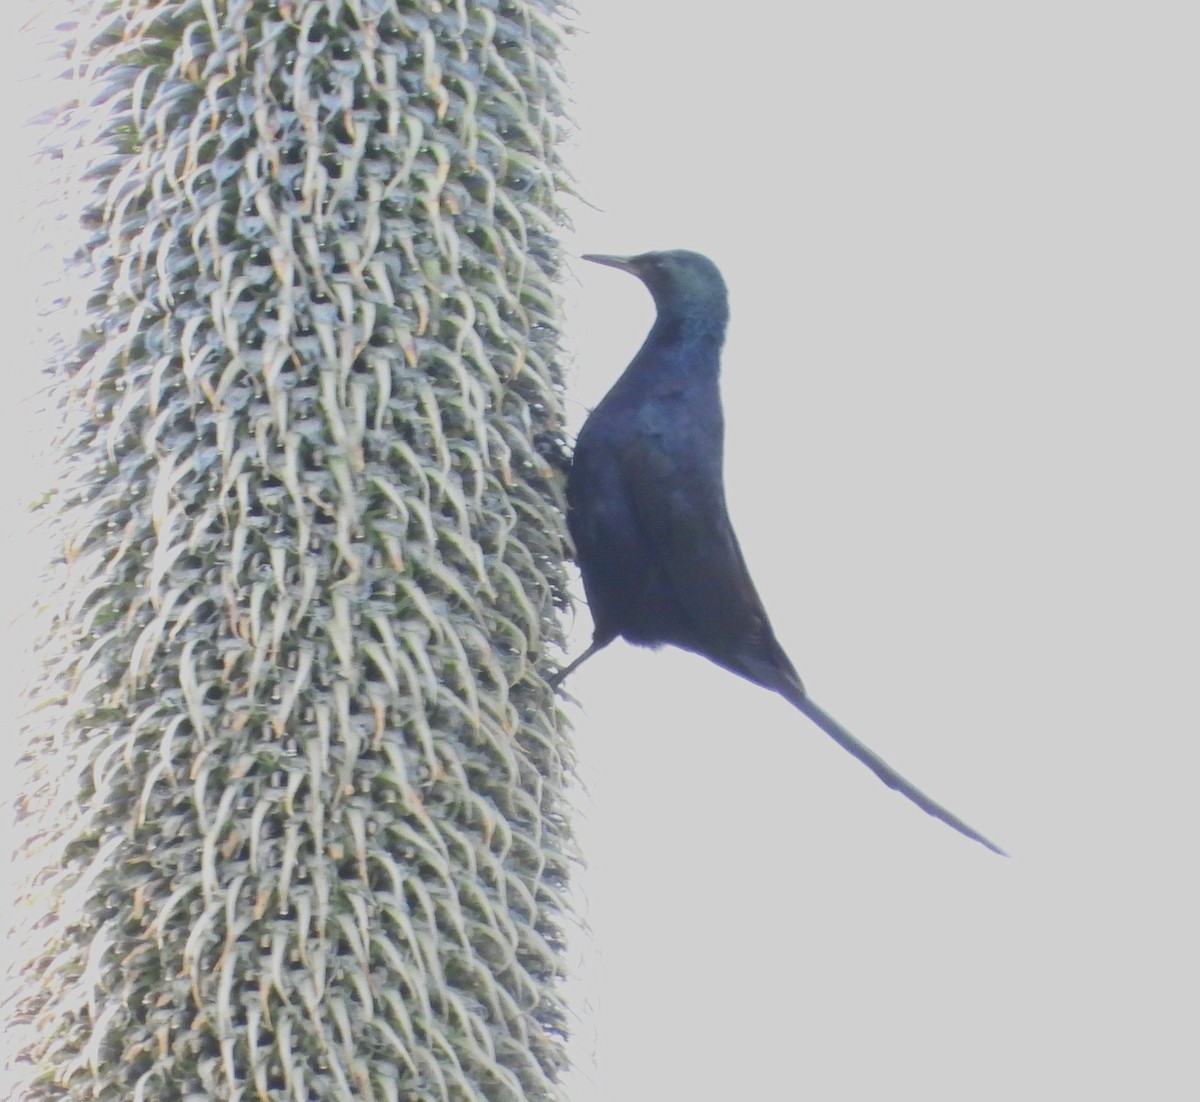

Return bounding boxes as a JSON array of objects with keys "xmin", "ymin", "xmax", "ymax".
[{"xmin": 779, "ymin": 680, "xmax": 1008, "ymax": 857}]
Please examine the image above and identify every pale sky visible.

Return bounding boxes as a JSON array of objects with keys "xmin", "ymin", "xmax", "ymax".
[
  {"xmin": 559, "ymin": 4, "xmax": 1197, "ymax": 1099},
  {"xmin": 2, "ymin": 4, "xmax": 1196, "ymax": 1101}
]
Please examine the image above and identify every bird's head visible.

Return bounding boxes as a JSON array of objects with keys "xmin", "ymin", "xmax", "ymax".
[{"xmin": 583, "ymin": 249, "xmax": 729, "ymax": 322}]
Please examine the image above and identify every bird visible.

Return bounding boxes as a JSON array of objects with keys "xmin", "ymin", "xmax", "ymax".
[{"xmin": 553, "ymin": 248, "xmax": 1006, "ymax": 856}]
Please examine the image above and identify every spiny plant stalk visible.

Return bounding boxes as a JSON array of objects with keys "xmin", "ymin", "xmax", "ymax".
[{"xmin": 10, "ymin": 1, "xmax": 577, "ymax": 1099}]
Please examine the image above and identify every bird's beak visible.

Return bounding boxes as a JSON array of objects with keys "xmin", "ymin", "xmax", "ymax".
[{"xmin": 582, "ymin": 253, "xmax": 639, "ymax": 274}]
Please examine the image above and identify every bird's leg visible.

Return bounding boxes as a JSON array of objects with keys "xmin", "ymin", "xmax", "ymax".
[{"xmin": 546, "ymin": 640, "xmax": 605, "ymax": 689}]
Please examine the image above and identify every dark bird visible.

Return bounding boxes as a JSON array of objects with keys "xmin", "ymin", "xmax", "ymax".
[{"xmin": 554, "ymin": 249, "xmax": 1006, "ymax": 856}]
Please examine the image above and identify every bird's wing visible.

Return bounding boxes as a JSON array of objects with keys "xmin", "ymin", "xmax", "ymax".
[{"xmin": 620, "ymin": 415, "xmax": 793, "ymax": 682}]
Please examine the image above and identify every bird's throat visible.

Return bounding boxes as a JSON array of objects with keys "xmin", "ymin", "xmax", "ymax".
[{"xmin": 649, "ymin": 308, "xmax": 727, "ymax": 358}]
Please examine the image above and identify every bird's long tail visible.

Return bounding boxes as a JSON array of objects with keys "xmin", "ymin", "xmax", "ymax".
[{"xmin": 778, "ymin": 680, "xmax": 1008, "ymax": 856}]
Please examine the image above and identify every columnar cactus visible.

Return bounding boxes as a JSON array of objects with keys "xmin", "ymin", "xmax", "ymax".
[{"xmin": 11, "ymin": 2, "xmax": 576, "ymax": 1099}]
